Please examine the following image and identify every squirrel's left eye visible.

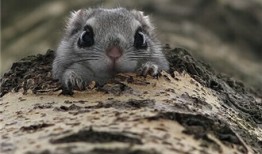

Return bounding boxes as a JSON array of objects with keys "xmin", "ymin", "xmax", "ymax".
[
  {"xmin": 78, "ymin": 25, "xmax": 94, "ymax": 48},
  {"xmin": 134, "ymin": 28, "xmax": 147, "ymax": 49}
]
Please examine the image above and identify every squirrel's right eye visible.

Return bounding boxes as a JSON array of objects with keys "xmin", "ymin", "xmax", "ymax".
[
  {"xmin": 134, "ymin": 27, "xmax": 147, "ymax": 50},
  {"xmin": 77, "ymin": 26, "xmax": 94, "ymax": 48}
]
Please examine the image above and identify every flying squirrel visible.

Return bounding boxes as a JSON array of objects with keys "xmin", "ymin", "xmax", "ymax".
[{"xmin": 52, "ymin": 8, "xmax": 169, "ymax": 92}]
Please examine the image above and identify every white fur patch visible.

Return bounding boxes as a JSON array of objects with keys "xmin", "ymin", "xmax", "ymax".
[{"xmin": 86, "ymin": 17, "xmax": 96, "ymax": 26}]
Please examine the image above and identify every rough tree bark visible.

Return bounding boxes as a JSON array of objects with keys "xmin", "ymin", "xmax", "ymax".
[{"xmin": 0, "ymin": 48, "xmax": 261, "ymax": 154}]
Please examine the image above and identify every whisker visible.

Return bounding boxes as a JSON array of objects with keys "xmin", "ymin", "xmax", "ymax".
[
  {"xmin": 126, "ymin": 53, "xmax": 165, "ymax": 56},
  {"xmin": 74, "ymin": 58, "xmax": 99, "ymax": 63}
]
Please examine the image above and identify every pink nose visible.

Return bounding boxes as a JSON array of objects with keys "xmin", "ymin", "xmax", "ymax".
[{"xmin": 106, "ymin": 46, "xmax": 122, "ymax": 60}]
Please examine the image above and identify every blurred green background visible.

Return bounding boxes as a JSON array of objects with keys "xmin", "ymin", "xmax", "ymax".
[{"xmin": 1, "ymin": 0, "xmax": 262, "ymax": 89}]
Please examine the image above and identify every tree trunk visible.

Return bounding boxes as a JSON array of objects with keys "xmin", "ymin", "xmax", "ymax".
[{"xmin": 1, "ymin": 48, "xmax": 261, "ymax": 154}]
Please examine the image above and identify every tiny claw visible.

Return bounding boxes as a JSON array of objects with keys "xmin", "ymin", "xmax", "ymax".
[
  {"xmin": 138, "ymin": 62, "xmax": 160, "ymax": 77},
  {"xmin": 62, "ymin": 71, "xmax": 86, "ymax": 94},
  {"xmin": 74, "ymin": 76, "xmax": 86, "ymax": 91},
  {"xmin": 61, "ymin": 86, "xmax": 74, "ymax": 96},
  {"xmin": 60, "ymin": 78, "xmax": 74, "ymax": 95}
]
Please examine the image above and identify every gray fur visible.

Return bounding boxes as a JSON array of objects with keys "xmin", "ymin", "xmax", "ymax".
[{"xmin": 52, "ymin": 8, "xmax": 169, "ymax": 90}]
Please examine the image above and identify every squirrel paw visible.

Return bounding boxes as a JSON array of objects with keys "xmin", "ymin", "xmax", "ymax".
[
  {"xmin": 137, "ymin": 62, "xmax": 160, "ymax": 77},
  {"xmin": 62, "ymin": 71, "xmax": 86, "ymax": 94}
]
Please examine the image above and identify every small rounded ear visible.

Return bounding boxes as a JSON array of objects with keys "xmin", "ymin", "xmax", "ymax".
[
  {"xmin": 65, "ymin": 9, "xmax": 94, "ymax": 37},
  {"xmin": 131, "ymin": 10, "xmax": 154, "ymax": 35}
]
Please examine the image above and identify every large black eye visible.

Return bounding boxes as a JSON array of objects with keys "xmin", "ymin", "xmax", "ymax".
[
  {"xmin": 134, "ymin": 28, "xmax": 147, "ymax": 49},
  {"xmin": 77, "ymin": 25, "xmax": 94, "ymax": 48}
]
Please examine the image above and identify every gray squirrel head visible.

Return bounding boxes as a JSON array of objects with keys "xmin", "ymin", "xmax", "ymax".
[
  {"xmin": 55, "ymin": 8, "xmax": 163, "ymax": 74},
  {"xmin": 53, "ymin": 8, "xmax": 169, "ymax": 87}
]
